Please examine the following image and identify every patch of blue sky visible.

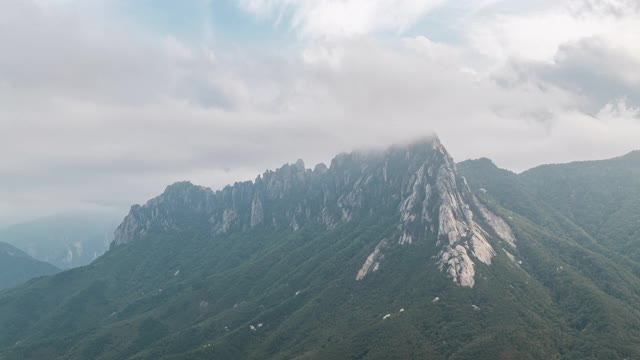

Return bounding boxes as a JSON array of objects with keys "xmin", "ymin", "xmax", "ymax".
[
  {"xmin": 211, "ymin": 0, "xmax": 295, "ymax": 46},
  {"xmin": 114, "ymin": 0, "xmax": 296, "ymax": 49},
  {"xmin": 403, "ymin": 3, "xmax": 470, "ymax": 45}
]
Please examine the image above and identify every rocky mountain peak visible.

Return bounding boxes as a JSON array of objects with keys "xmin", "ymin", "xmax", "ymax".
[
  {"xmin": 353, "ymin": 136, "xmax": 515, "ymax": 287},
  {"xmin": 112, "ymin": 137, "xmax": 516, "ymax": 287}
]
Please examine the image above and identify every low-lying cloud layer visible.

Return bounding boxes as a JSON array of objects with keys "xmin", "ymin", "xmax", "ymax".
[{"xmin": 1, "ymin": 0, "xmax": 639, "ymax": 225}]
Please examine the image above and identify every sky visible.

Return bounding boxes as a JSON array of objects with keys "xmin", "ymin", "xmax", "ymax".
[{"xmin": 1, "ymin": 0, "xmax": 639, "ymax": 226}]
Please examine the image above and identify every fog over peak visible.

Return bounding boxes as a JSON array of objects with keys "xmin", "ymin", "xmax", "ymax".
[{"xmin": 1, "ymin": 0, "xmax": 639, "ymax": 225}]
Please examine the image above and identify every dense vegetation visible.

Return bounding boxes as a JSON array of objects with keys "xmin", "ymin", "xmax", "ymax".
[
  {"xmin": 1, "ymin": 146, "xmax": 640, "ymax": 359},
  {"xmin": 0, "ymin": 242, "xmax": 58, "ymax": 290},
  {"xmin": 459, "ymin": 156, "xmax": 640, "ymax": 359},
  {"xmin": 518, "ymin": 151, "xmax": 640, "ymax": 261}
]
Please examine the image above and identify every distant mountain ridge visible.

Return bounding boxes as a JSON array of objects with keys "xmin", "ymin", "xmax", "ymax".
[
  {"xmin": 0, "ymin": 138, "xmax": 640, "ymax": 359},
  {"xmin": 0, "ymin": 241, "xmax": 58, "ymax": 290},
  {"xmin": 517, "ymin": 149, "xmax": 640, "ymax": 262},
  {"xmin": 0, "ymin": 213, "xmax": 121, "ymax": 269}
]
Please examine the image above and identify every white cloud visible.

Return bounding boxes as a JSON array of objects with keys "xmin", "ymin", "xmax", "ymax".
[
  {"xmin": 1, "ymin": 0, "xmax": 640, "ymax": 225},
  {"xmin": 240, "ymin": 0, "xmax": 448, "ymax": 38},
  {"xmin": 467, "ymin": 0, "xmax": 640, "ymax": 63},
  {"xmin": 290, "ymin": 38, "xmax": 640, "ymax": 172}
]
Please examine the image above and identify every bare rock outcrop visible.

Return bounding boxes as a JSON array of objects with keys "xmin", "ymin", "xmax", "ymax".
[{"xmin": 112, "ymin": 136, "xmax": 514, "ymax": 289}]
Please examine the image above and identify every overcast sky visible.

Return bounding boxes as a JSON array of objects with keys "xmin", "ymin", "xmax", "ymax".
[{"xmin": 1, "ymin": 0, "xmax": 639, "ymax": 226}]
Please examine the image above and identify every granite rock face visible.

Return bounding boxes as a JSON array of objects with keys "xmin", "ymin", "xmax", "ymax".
[{"xmin": 113, "ymin": 136, "xmax": 515, "ymax": 287}]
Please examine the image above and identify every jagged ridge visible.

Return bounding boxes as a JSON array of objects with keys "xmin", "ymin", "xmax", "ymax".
[{"xmin": 114, "ymin": 137, "xmax": 516, "ymax": 287}]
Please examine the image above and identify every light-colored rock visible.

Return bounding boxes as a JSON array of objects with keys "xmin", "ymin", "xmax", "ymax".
[
  {"xmin": 321, "ymin": 207, "xmax": 336, "ymax": 229},
  {"xmin": 502, "ymin": 249, "xmax": 518, "ymax": 264},
  {"xmin": 290, "ymin": 215, "xmax": 300, "ymax": 231},
  {"xmin": 111, "ymin": 137, "xmax": 507, "ymax": 290},
  {"xmin": 470, "ymin": 228, "xmax": 496, "ymax": 265},
  {"xmin": 356, "ymin": 239, "xmax": 386, "ymax": 281},
  {"xmin": 421, "ymin": 183, "xmax": 433, "ymax": 222},
  {"xmin": 399, "ymin": 165, "xmax": 425, "ymax": 224},
  {"xmin": 433, "ymin": 162, "xmax": 496, "ymax": 287},
  {"xmin": 398, "ymin": 232, "xmax": 413, "ymax": 245},
  {"xmin": 474, "ymin": 197, "xmax": 517, "ymax": 248},
  {"xmin": 220, "ymin": 208, "xmax": 237, "ymax": 233},
  {"xmin": 250, "ymin": 195, "xmax": 264, "ymax": 227},
  {"xmin": 73, "ymin": 241, "xmax": 83, "ymax": 257},
  {"xmin": 438, "ymin": 245, "xmax": 476, "ymax": 287}
]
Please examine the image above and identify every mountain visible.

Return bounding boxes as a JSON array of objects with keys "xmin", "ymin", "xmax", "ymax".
[
  {"xmin": 517, "ymin": 151, "xmax": 640, "ymax": 261},
  {"xmin": 1, "ymin": 137, "xmax": 640, "ymax": 359},
  {"xmin": 0, "ymin": 213, "xmax": 121, "ymax": 269},
  {"xmin": 0, "ymin": 242, "xmax": 58, "ymax": 290}
]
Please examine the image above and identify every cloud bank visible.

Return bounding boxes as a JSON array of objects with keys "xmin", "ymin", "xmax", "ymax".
[{"xmin": 0, "ymin": 0, "xmax": 639, "ymax": 225}]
